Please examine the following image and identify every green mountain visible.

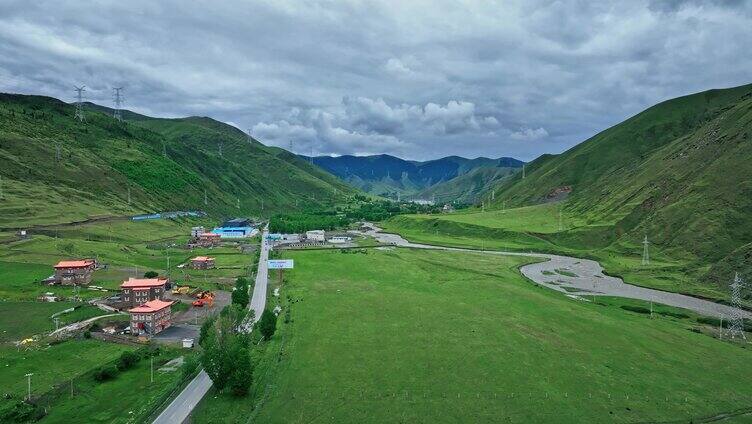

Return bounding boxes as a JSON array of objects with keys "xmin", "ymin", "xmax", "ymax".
[
  {"xmin": 488, "ymin": 83, "xmax": 752, "ymax": 288},
  {"xmin": 0, "ymin": 93, "xmax": 356, "ymax": 228},
  {"xmin": 307, "ymin": 154, "xmax": 523, "ymax": 200}
]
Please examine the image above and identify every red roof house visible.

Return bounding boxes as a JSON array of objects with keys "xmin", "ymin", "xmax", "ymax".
[
  {"xmin": 129, "ymin": 299, "xmax": 173, "ymax": 336},
  {"xmin": 52, "ymin": 259, "xmax": 96, "ymax": 285},
  {"xmin": 120, "ymin": 277, "xmax": 168, "ymax": 308}
]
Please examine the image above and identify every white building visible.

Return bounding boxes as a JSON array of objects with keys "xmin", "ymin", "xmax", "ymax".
[
  {"xmin": 305, "ymin": 230, "xmax": 326, "ymax": 242},
  {"xmin": 329, "ymin": 236, "xmax": 352, "ymax": 244}
]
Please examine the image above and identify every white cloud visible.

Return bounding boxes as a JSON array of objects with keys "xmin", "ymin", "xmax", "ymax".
[{"xmin": 510, "ymin": 127, "xmax": 549, "ymax": 141}]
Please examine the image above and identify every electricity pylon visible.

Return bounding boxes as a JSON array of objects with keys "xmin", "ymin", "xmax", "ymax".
[
  {"xmin": 113, "ymin": 87, "xmax": 124, "ymax": 122},
  {"xmin": 642, "ymin": 235, "xmax": 650, "ymax": 266},
  {"xmin": 725, "ymin": 273, "xmax": 747, "ymax": 340},
  {"xmin": 74, "ymin": 86, "xmax": 86, "ymax": 122}
]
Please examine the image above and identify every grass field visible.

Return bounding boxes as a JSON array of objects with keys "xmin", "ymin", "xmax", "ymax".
[
  {"xmin": 381, "ymin": 206, "xmax": 729, "ymax": 301},
  {"xmin": 38, "ymin": 347, "xmax": 190, "ymax": 424},
  {"xmin": 191, "ymin": 248, "xmax": 752, "ymax": 423},
  {"xmin": 0, "ymin": 301, "xmax": 111, "ymax": 342},
  {"xmin": 0, "ymin": 340, "xmax": 132, "ymax": 400}
]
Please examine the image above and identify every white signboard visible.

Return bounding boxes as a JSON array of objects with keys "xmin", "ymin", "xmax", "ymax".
[{"xmin": 267, "ymin": 259, "xmax": 294, "ymax": 269}]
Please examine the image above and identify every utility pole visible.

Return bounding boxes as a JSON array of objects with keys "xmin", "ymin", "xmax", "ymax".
[
  {"xmin": 261, "ymin": 199, "xmax": 264, "ymax": 211},
  {"xmin": 642, "ymin": 235, "xmax": 650, "ymax": 266},
  {"xmin": 0, "ymin": 175, "xmax": 3, "ymax": 200},
  {"xmin": 725, "ymin": 273, "xmax": 747, "ymax": 340},
  {"xmin": 150, "ymin": 355, "xmax": 154, "ymax": 383},
  {"xmin": 74, "ymin": 86, "xmax": 86, "ymax": 122},
  {"xmin": 218, "ymin": 142, "xmax": 223, "ymax": 157},
  {"xmin": 54, "ymin": 317, "xmax": 60, "ymax": 331},
  {"xmin": 522, "ymin": 164, "xmax": 526, "ymax": 179},
  {"xmin": 166, "ymin": 246, "xmax": 170, "ymax": 279},
  {"xmin": 25, "ymin": 373, "xmax": 33, "ymax": 401},
  {"xmin": 162, "ymin": 142, "xmax": 167, "ymax": 158},
  {"xmin": 558, "ymin": 207, "xmax": 563, "ymax": 232},
  {"xmin": 113, "ymin": 87, "xmax": 124, "ymax": 122},
  {"xmin": 55, "ymin": 141, "xmax": 61, "ymax": 163},
  {"xmin": 289, "ymin": 140, "xmax": 293, "ymax": 152},
  {"xmin": 204, "ymin": 189, "xmax": 208, "ymax": 206},
  {"xmin": 236, "ymin": 197, "xmax": 240, "ymax": 210},
  {"xmin": 127, "ymin": 186, "xmax": 131, "ymax": 205}
]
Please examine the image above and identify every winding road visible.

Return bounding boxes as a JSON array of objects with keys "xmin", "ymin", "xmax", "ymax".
[{"xmin": 360, "ymin": 223, "xmax": 751, "ymax": 319}]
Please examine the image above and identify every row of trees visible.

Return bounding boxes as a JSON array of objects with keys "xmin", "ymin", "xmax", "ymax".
[{"xmin": 199, "ymin": 277, "xmax": 279, "ymax": 397}]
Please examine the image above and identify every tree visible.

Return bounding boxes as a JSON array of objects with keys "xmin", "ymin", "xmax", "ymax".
[
  {"xmin": 201, "ymin": 305, "xmax": 253, "ymax": 395},
  {"xmin": 256, "ymin": 309, "xmax": 277, "ymax": 340},
  {"xmin": 116, "ymin": 351, "xmax": 139, "ymax": 371},
  {"xmin": 231, "ymin": 277, "xmax": 250, "ymax": 309},
  {"xmin": 144, "ymin": 270, "xmax": 159, "ymax": 278}
]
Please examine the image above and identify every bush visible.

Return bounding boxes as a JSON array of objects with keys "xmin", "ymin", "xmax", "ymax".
[
  {"xmin": 256, "ymin": 310, "xmax": 278, "ymax": 340},
  {"xmin": 0, "ymin": 401, "xmax": 45, "ymax": 423},
  {"xmin": 658, "ymin": 311, "xmax": 690, "ymax": 319},
  {"xmin": 144, "ymin": 271, "xmax": 159, "ymax": 278},
  {"xmin": 620, "ymin": 305, "xmax": 650, "ymax": 314},
  {"xmin": 93, "ymin": 365, "xmax": 118, "ymax": 382},
  {"xmin": 83, "ymin": 331, "xmax": 91, "ymax": 339},
  {"xmin": 116, "ymin": 351, "xmax": 139, "ymax": 371},
  {"xmin": 181, "ymin": 355, "xmax": 200, "ymax": 380}
]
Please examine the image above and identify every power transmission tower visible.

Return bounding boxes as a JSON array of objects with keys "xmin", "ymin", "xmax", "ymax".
[
  {"xmin": 247, "ymin": 129, "xmax": 253, "ymax": 144},
  {"xmin": 204, "ymin": 189, "xmax": 208, "ymax": 206},
  {"xmin": 558, "ymin": 208, "xmax": 563, "ymax": 231},
  {"xmin": 218, "ymin": 142, "xmax": 223, "ymax": 157},
  {"xmin": 55, "ymin": 141, "xmax": 61, "ymax": 163},
  {"xmin": 492, "ymin": 190, "xmax": 495, "ymax": 201},
  {"xmin": 289, "ymin": 140, "xmax": 293, "ymax": 152},
  {"xmin": 522, "ymin": 164, "xmax": 526, "ymax": 179},
  {"xmin": 112, "ymin": 87, "xmax": 124, "ymax": 122},
  {"xmin": 725, "ymin": 273, "xmax": 747, "ymax": 340},
  {"xmin": 162, "ymin": 142, "xmax": 167, "ymax": 158},
  {"xmin": 236, "ymin": 197, "xmax": 240, "ymax": 209},
  {"xmin": 73, "ymin": 86, "xmax": 86, "ymax": 122},
  {"xmin": 642, "ymin": 235, "xmax": 650, "ymax": 265},
  {"xmin": 127, "ymin": 186, "xmax": 131, "ymax": 205}
]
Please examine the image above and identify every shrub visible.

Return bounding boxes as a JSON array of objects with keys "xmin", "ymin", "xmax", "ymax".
[
  {"xmin": 256, "ymin": 310, "xmax": 278, "ymax": 340},
  {"xmin": 116, "ymin": 351, "xmax": 139, "ymax": 371},
  {"xmin": 83, "ymin": 331, "xmax": 91, "ymax": 339},
  {"xmin": 181, "ymin": 355, "xmax": 200, "ymax": 380},
  {"xmin": 0, "ymin": 401, "xmax": 45, "ymax": 423},
  {"xmin": 144, "ymin": 271, "xmax": 159, "ymax": 278},
  {"xmin": 620, "ymin": 305, "xmax": 650, "ymax": 314},
  {"xmin": 93, "ymin": 365, "xmax": 118, "ymax": 382},
  {"xmin": 658, "ymin": 311, "xmax": 690, "ymax": 319}
]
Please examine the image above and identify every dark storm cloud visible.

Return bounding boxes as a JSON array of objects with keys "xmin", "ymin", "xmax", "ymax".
[{"xmin": 0, "ymin": 0, "xmax": 750, "ymax": 160}]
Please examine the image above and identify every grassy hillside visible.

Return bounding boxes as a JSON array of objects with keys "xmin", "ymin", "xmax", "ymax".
[
  {"xmin": 418, "ymin": 165, "xmax": 519, "ymax": 204},
  {"xmin": 483, "ymin": 83, "xmax": 752, "ymax": 291},
  {"xmin": 0, "ymin": 93, "xmax": 356, "ymax": 227}
]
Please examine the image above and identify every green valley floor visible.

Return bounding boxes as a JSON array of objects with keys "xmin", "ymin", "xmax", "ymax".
[{"xmin": 191, "ymin": 247, "xmax": 752, "ymax": 423}]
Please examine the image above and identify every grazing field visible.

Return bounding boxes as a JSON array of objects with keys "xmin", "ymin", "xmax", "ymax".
[
  {"xmin": 191, "ymin": 248, "xmax": 752, "ymax": 423},
  {"xmin": 38, "ymin": 348, "xmax": 190, "ymax": 424},
  {"xmin": 0, "ymin": 340, "xmax": 132, "ymax": 401},
  {"xmin": 0, "ymin": 301, "xmax": 109, "ymax": 342},
  {"xmin": 381, "ymin": 206, "xmax": 726, "ymax": 301}
]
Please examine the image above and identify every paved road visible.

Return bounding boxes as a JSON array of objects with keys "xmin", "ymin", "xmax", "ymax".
[
  {"xmin": 151, "ymin": 369, "xmax": 213, "ymax": 424},
  {"xmin": 153, "ymin": 227, "xmax": 269, "ymax": 424},
  {"xmin": 360, "ymin": 223, "xmax": 751, "ymax": 319},
  {"xmin": 49, "ymin": 313, "xmax": 124, "ymax": 338}
]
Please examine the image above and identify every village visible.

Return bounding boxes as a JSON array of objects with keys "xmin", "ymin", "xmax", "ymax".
[{"xmin": 29, "ymin": 217, "xmax": 362, "ymax": 345}]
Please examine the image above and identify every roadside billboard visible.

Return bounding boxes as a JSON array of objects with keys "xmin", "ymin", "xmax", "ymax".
[{"xmin": 267, "ymin": 259, "xmax": 294, "ymax": 269}]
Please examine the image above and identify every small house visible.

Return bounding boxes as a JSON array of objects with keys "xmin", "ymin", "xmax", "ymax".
[
  {"xmin": 190, "ymin": 226, "xmax": 205, "ymax": 238},
  {"xmin": 305, "ymin": 230, "xmax": 326, "ymax": 242},
  {"xmin": 190, "ymin": 256, "xmax": 216, "ymax": 270},
  {"xmin": 120, "ymin": 277, "xmax": 168, "ymax": 308},
  {"xmin": 328, "ymin": 236, "xmax": 352, "ymax": 244},
  {"xmin": 52, "ymin": 259, "xmax": 96, "ymax": 285},
  {"xmin": 129, "ymin": 299, "xmax": 173, "ymax": 336},
  {"xmin": 196, "ymin": 232, "xmax": 221, "ymax": 247}
]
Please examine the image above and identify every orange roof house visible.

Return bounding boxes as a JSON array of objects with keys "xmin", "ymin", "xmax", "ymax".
[
  {"xmin": 128, "ymin": 299, "xmax": 173, "ymax": 313},
  {"xmin": 52, "ymin": 259, "xmax": 96, "ymax": 285},
  {"xmin": 129, "ymin": 299, "xmax": 174, "ymax": 336},
  {"xmin": 190, "ymin": 256, "xmax": 216, "ymax": 269},
  {"xmin": 120, "ymin": 278, "xmax": 169, "ymax": 308}
]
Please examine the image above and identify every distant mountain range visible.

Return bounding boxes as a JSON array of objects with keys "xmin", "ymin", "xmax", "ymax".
[{"xmin": 303, "ymin": 154, "xmax": 524, "ymax": 202}]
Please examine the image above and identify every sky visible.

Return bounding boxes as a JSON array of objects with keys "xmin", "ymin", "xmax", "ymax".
[{"xmin": 0, "ymin": 0, "xmax": 750, "ymax": 161}]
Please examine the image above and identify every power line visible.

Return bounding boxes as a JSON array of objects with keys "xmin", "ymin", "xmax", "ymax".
[
  {"xmin": 112, "ymin": 87, "xmax": 124, "ymax": 122},
  {"xmin": 74, "ymin": 86, "xmax": 86, "ymax": 122}
]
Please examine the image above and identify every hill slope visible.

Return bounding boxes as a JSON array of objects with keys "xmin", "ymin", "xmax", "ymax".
[
  {"xmin": 488, "ymin": 83, "xmax": 752, "ymax": 288},
  {"xmin": 0, "ymin": 93, "xmax": 356, "ymax": 227},
  {"xmin": 308, "ymin": 154, "xmax": 522, "ymax": 200}
]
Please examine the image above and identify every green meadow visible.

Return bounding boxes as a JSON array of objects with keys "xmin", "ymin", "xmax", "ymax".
[{"xmin": 192, "ymin": 247, "xmax": 752, "ymax": 423}]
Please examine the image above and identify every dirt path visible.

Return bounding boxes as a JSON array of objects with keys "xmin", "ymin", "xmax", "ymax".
[{"xmin": 360, "ymin": 223, "xmax": 751, "ymax": 320}]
